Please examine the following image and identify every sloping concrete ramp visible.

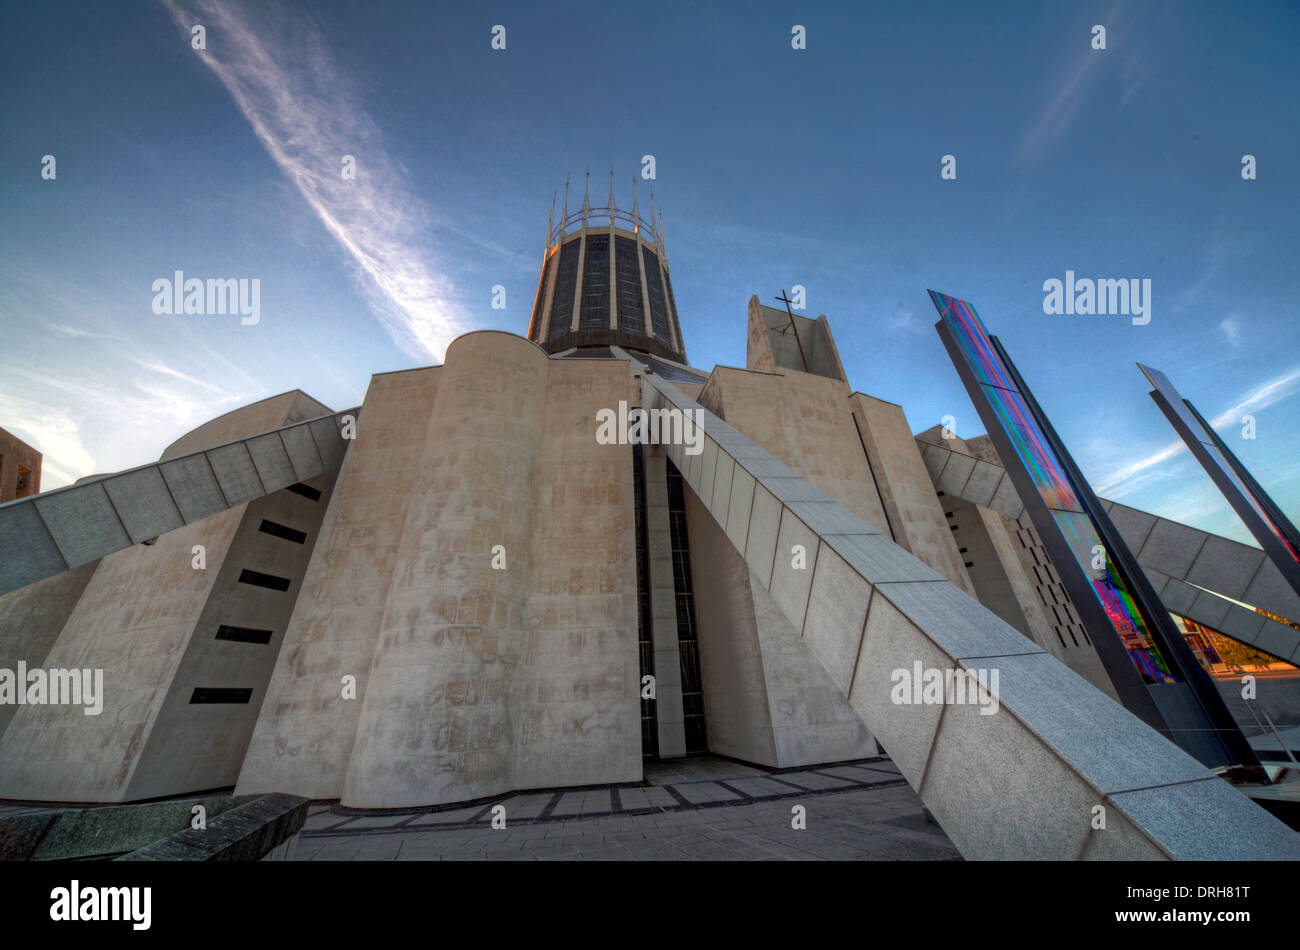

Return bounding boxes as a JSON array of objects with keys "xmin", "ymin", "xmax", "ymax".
[
  {"xmin": 641, "ymin": 371, "xmax": 1299, "ymax": 859},
  {"xmin": 914, "ymin": 434, "xmax": 1300, "ymax": 666},
  {"xmin": 0, "ymin": 410, "xmax": 356, "ymax": 597}
]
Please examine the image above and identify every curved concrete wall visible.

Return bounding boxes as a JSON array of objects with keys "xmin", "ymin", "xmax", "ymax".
[
  {"xmin": 163, "ymin": 391, "xmax": 331, "ymax": 460},
  {"xmin": 241, "ymin": 336, "xmax": 642, "ymax": 808},
  {"xmin": 343, "ymin": 334, "xmax": 547, "ymax": 807}
]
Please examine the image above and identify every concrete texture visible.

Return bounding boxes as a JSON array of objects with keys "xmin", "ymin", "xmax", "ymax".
[
  {"xmin": 0, "ymin": 391, "xmax": 335, "ymax": 802},
  {"xmin": 747, "ymin": 296, "xmax": 847, "ymax": 382},
  {"xmin": 0, "ymin": 561, "xmax": 99, "ymax": 737},
  {"xmin": 117, "ymin": 793, "xmax": 306, "ymax": 861},
  {"xmin": 242, "ymin": 334, "xmax": 641, "ymax": 809},
  {"xmin": 850, "ymin": 393, "xmax": 974, "ymax": 595},
  {"xmin": 237, "ymin": 368, "xmax": 442, "ymax": 800},
  {"xmin": 685, "ymin": 486, "xmax": 874, "ymax": 767},
  {"xmin": 698, "ymin": 365, "xmax": 891, "ymax": 535}
]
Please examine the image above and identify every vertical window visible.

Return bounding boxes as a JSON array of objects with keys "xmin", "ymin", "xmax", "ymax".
[
  {"xmin": 549, "ymin": 239, "xmax": 581, "ymax": 341},
  {"xmin": 615, "ymin": 236, "xmax": 644, "ymax": 332},
  {"xmin": 579, "ymin": 234, "xmax": 609, "ymax": 330},
  {"xmin": 641, "ymin": 245, "xmax": 670, "ymax": 342},
  {"xmin": 666, "ymin": 461, "xmax": 707, "ymax": 753}
]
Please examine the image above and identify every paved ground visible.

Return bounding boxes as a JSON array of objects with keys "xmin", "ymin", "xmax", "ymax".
[{"xmin": 292, "ymin": 755, "xmax": 962, "ymax": 861}]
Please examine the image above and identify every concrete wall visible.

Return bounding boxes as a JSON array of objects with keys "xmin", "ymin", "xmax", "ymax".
[
  {"xmin": 685, "ymin": 478, "xmax": 875, "ymax": 768},
  {"xmin": 126, "ymin": 471, "xmax": 336, "ymax": 799},
  {"xmin": 161, "ymin": 391, "xmax": 332, "ymax": 459},
  {"xmin": 685, "ymin": 486, "xmax": 779, "ymax": 765},
  {"xmin": 0, "ymin": 392, "xmax": 331, "ymax": 802},
  {"xmin": 745, "ymin": 296, "xmax": 778, "ymax": 374},
  {"xmin": 0, "ymin": 562, "xmax": 98, "ymax": 738},
  {"xmin": 237, "ymin": 367, "xmax": 441, "ymax": 800},
  {"xmin": 746, "ymin": 297, "xmax": 846, "ymax": 382},
  {"xmin": 513, "ymin": 355, "xmax": 640, "ymax": 791},
  {"xmin": 341, "ymin": 334, "xmax": 549, "ymax": 807},
  {"xmin": 949, "ymin": 499, "xmax": 1118, "ymax": 699},
  {"xmin": 698, "ymin": 366, "xmax": 891, "ymax": 535},
  {"xmin": 244, "ymin": 334, "xmax": 641, "ymax": 809},
  {"xmin": 851, "ymin": 394, "xmax": 974, "ymax": 595}
]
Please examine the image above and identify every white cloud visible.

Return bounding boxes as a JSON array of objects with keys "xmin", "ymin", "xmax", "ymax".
[
  {"xmin": 1206, "ymin": 364, "xmax": 1300, "ymax": 430},
  {"xmin": 0, "ymin": 395, "xmax": 97, "ymax": 488},
  {"xmin": 1015, "ymin": 2, "xmax": 1146, "ymax": 165},
  {"xmin": 44, "ymin": 324, "xmax": 124, "ymax": 342},
  {"xmin": 1219, "ymin": 317, "xmax": 1240, "ymax": 347},
  {"xmin": 1, "ymin": 360, "xmax": 249, "ymax": 490},
  {"xmin": 161, "ymin": 0, "xmax": 470, "ymax": 362},
  {"xmin": 1094, "ymin": 364, "xmax": 1300, "ymax": 496}
]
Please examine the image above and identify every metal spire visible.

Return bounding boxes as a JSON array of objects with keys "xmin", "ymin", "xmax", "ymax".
[
  {"xmin": 545, "ymin": 191, "xmax": 556, "ymax": 248},
  {"xmin": 631, "ymin": 177, "xmax": 640, "ymax": 235},
  {"xmin": 608, "ymin": 169, "xmax": 615, "ymax": 226},
  {"xmin": 559, "ymin": 177, "xmax": 570, "ymax": 236},
  {"xmin": 581, "ymin": 169, "xmax": 590, "ymax": 227}
]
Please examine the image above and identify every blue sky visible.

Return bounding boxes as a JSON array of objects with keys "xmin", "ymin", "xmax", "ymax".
[{"xmin": 1, "ymin": 0, "xmax": 1297, "ymax": 547}]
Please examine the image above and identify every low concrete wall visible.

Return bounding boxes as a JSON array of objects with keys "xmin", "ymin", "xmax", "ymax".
[
  {"xmin": 117, "ymin": 793, "xmax": 306, "ymax": 861},
  {"xmin": 0, "ymin": 793, "xmax": 272, "ymax": 860}
]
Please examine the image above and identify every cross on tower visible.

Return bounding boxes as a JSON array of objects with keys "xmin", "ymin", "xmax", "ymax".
[{"xmin": 775, "ymin": 289, "xmax": 810, "ymax": 372}]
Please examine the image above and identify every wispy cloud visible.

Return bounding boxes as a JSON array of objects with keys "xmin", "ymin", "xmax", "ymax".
[
  {"xmin": 0, "ymin": 394, "xmax": 97, "ymax": 487},
  {"xmin": 161, "ymin": 0, "xmax": 470, "ymax": 362},
  {"xmin": 1094, "ymin": 364, "xmax": 1300, "ymax": 496},
  {"xmin": 1207, "ymin": 364, "xmax": 1300, "ymax": 429},
  {"xmin": 44, "ymin": 324, "xmax": 124, "ymax": 342},
  {"xmin": 1015, "ymin": 2, "xmax": 1153, "ymax": 165},
  {"xmin": 1219, "ymin": 316, "xmax": 1241, "ymax": 347},
  {"xmin": 1, "ymin": 361, "xmax": 251, "ymax": 489}
]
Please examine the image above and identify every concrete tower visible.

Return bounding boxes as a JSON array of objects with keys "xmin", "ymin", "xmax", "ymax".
[{"xmin": 527, "ymin": 174, "xmax": 686, "ymax": 362}]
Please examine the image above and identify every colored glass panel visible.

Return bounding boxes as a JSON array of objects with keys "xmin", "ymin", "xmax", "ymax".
[{"xmin": 931, "ymin": 290, "xmax": 1176, "ymax": 684}]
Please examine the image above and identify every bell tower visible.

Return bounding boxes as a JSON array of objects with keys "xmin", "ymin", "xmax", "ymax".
[{"xmin": 526, "ymin": 172, "xmax": 687, "ymax": 363}]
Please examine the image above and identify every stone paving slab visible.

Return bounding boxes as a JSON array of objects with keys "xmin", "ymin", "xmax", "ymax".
[
  {"xmin": 674, "ymin": 782, "xmax": 742, "ymax": 805},
  {"xmin": 723, "ymin": 776, "xmax": 804, "ymax": 798},
  {"xmin": 761, "ymin": 772, "xmax": 847, "ymax": 792},
  {"xmin": 294, "ymin": 755, "xmax": 957, "ymax": 861}
]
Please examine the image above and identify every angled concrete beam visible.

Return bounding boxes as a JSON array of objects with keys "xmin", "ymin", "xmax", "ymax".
[
  {"xmin": 915, "ymin": 436, "xmax": 1025, "ymax": 521},
  {"xmin": 642, "ymin": 371, "xmax": 1298, "ymax": 860},
  {"xmin": 0, "ymin": 409, "xmax": 357, "ymax": 597}
]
